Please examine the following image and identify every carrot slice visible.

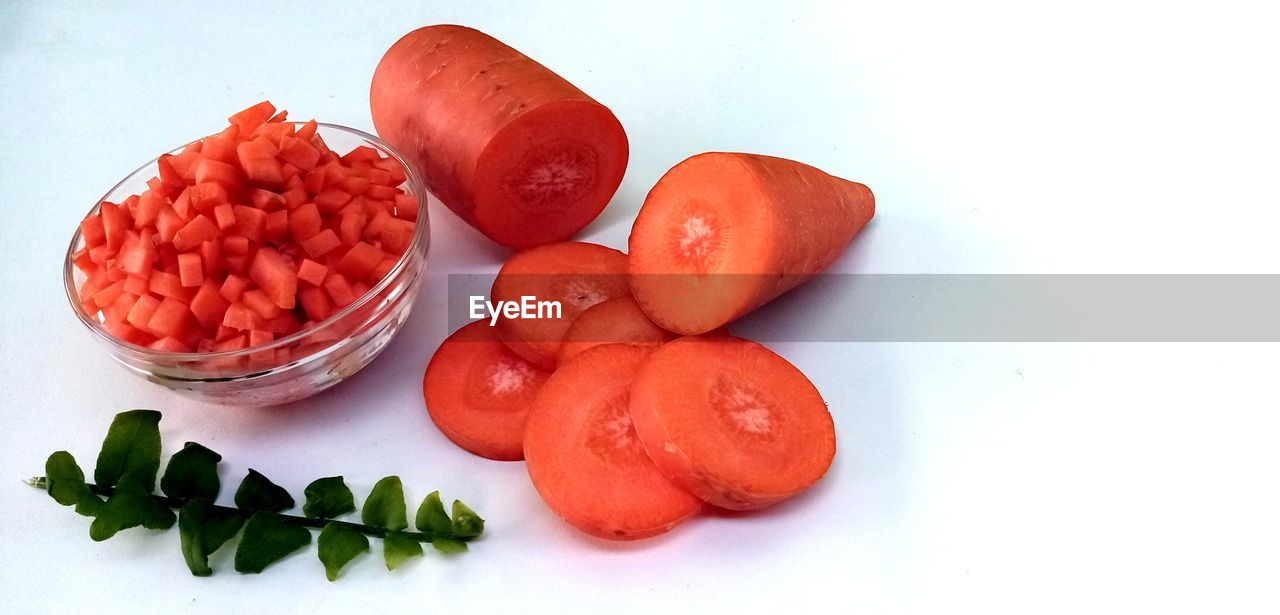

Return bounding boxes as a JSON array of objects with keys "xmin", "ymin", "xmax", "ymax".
[
  {"xmin": 558, "ymin": 296, "xmax": 674, "ymax": 363},
  {"xmin": 524, "ymin": 343, "xmax": 701, "ymax": 539},
  {"xmin": 490, "ymin": 242, "xmax": 629, "ymax": 368},
  {"xmin": 629, "ymin": 335, "xmax": 836, "ymax": 510},
  {"xmin": 422, "ymin": 320, "xmax": 552, "ymax": 461},
  {"xmin": 628, "ymin": 152, "xmax": 875, "ymax": 334},
  {"xmin": 371, "ymin": 25, "xmax": 627, "ymax": 248}
]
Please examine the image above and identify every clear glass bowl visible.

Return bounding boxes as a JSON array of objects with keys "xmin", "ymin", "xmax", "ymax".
[{"xmin": 63, "ymin": 123, "xmax": 430, "ymax": 406}]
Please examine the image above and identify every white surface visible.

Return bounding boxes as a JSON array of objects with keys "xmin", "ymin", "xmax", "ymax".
[{"xmin": 2, "ymin": 1, "xmax": 1278, "ymax": 612}]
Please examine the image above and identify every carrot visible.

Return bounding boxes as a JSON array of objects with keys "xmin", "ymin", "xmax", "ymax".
[
  {"xmin": 629, "ymin": 334, "xmax": 836, "ymax": 510},
  {"xmin": 370, "ymin": 25, "xmax": 628, "ymax": 249},
  {"xmin": 489, "ymin": 242, "xmax": 630, "ymax": 368},
  {"xmin": 422, "ymin": 320, "xmax": 552, "ymax": 461},
  {"xmin": 524, "ymin": 343, "xmax": 702, "ymax": 540},
  {"xmin": 557, "ymin": 295, "xmax": 674, "ymax": 363},
  {"xmin": 628, "ymin": 152, "xmax": 875, "ymax": 334}
]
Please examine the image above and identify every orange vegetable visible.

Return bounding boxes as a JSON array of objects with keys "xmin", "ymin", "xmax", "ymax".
[
  {"xmin": 557, "ymin": 296, "xmax": 674, "ymax": 363},
  {"xmin": 490, "ymin": 242, "xmax": 629, "ymax": 368},
  {"xmin": 371, "ymin": 25, "xmax": 627, "ymax": 248},
  {"xmin": 629, "ymin": 335, "xmax": 836, "ymax": 510},
  {"xmin": 524, "ymin": 343, "xmax": 701, "ymax": 539},
  {"xmin": 628, "ymin": 152, "xmax": 875, "ymax": 334},
  {"xmin": 422, "ymin": 321, "xmax": 551, "ymax": 461}
]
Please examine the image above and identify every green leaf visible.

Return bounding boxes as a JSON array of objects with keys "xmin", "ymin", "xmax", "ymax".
[
  {"xmin": 383, "ymin": 531, "xmax": 423, "ymax": 570},
  {"xmin": 430, "ymin": 537, "xmax": 468, "ymax": 554},
  {"xmin": 94, "ymin": 409, "xmax": 162, "ymax": 491},
  {"xmin": 234, "ymin": 512, "xmax": 311, "ymax": 573},
  {"xmin": 88, "ymin": 481, "xmax": 174, "ymax": 541},
  {"xmin": 303, "ymin": 476, "xmax": 356, "ymax": 519},
  {"xmin": 161, "ymin": 442, "xmax": 222, "ymax": 501},
  {"xmin": 361, "ymin": 476, "xmax": 407, "ymax": 531},
  {"xmin": 317, "ymin": 522, "xmax": 369, "ymax": 581},
  {"xmin": 44, "ymin": 451, "xmax": 102, "ymax": 516},
  {"xmin": 178, "ymin": 500, "xmax": 246, "ymax": 576},
  {"xmin": 234, "ymin": 469, "xmax": 295, "ymax": 512},
  {"xmin": 414, "ymin": 491, "xmax": 452, "ymax": 535},
  {"xmin": 450, "ymin": 500, "xmax": 485, "ymax": 538}
]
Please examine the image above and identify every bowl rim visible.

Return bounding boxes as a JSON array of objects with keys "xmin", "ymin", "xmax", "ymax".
[{"xmin": 63, "ymin": 121, "xmax": 430, "ymax": 363}]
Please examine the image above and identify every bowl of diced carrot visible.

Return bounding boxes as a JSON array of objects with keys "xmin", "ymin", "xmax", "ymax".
[{"xmin": 64, "ymin": 102, "xmax": 430, "ymax": 406}]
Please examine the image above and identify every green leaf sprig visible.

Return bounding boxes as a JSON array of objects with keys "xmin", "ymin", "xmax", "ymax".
[{"xmin": 31, "ymin": 410, "xmax": 484, "ymax": 581}]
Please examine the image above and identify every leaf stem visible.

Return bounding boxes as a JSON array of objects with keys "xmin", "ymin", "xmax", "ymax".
[{"xmin": 27, "ymin": 477, "xmax": 465, "ymax": 543}]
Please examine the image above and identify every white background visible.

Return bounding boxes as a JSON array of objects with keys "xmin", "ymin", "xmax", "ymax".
[{"xmin": 2, "ymin": 1, "xmax": 1278, "ymax": 612}]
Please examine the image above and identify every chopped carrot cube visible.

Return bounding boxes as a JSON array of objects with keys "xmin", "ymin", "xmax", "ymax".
[
  {"xmin": 297, "ymin": 259, "xmax": 327, "ymax": 286},
  {"xmin": 177, "ymin": 252, "xmax": 204, "ymax": 287}
]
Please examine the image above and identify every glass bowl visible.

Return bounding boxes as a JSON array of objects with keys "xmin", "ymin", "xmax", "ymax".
[{"xmin": 64, "ymin": 123, "xmax": 430, "ymax": 406}]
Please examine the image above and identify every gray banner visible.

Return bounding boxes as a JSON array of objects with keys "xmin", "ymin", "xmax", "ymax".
[{"xmin": 447, "ymin": 274, "xmax": 1280, "ymax": 342}]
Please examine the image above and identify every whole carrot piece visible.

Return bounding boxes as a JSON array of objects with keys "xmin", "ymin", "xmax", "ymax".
[{"xmin": 628, "ymin": 152, "xmax": 875, "ymax": 334}]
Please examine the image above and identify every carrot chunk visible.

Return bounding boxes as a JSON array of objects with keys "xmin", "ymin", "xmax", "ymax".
[
  {"xmin": 177, "ymin": 252, "xmax": 204, "ymax": 287},
  {"xmin": 296, "ymin": 259, "xmax": 328, "ymax": 286}
]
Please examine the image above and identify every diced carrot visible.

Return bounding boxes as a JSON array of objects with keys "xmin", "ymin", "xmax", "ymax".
[
  {"xmin": 264, "ymin": 209, "xmax": 288, "ymax": 241},
  {"xmin": 104, "ymin": 320, "xmax": 153, "ymax": 345},
  {"xmin": 116, "ymin": 241, "xmax": 155, "ymax": 278},
  {"xmin": 523, "ymin": 343, "xmax": 701, "ymax": 539},
  {"xmin": 187, "ymin": 183, "xmax": 228, "ymax": 214},
  {"xmin": 201, "ymin": 132, "xmax": 238, "ymax": 165},
  {"xmin": 241, "ymin": 289, "xmax": 284, "ymax": 319},
  {"xmin": 222, "ymin": 235, "xmax": 250, "ymax": 255},
  {"xmin": 123, "ymin": 275, "xmax": 150, "ymax": 296},
  {"xmin": 148, "ymin": 297, "xmax": 194, "ymax": 338},
  {"xmin": 135, "ymin": 190, "xmax": 165, "ymax": 228},
  {"xmin": 80, "ymin": 213, "xmax": 107, "ymax": 248},
  {"xmin": 301, "ymin": 228, "xmax": 341, "ymax": 258},
  {"xmin": 268, "ymin": 109, "xmax": 289, "ymax": 123},
  {"xmin": 92, "ymin": 280, "xmax": 125, "ymax": 309},
  {"xmin": 237, "ymin": 138, "xmax": 284, "ymax": 185},
  {"xmin": 102, "ymin": 292, "xmax": 138, "ymax": 323},
  {"xmin": 199, "ymin": 240, "xmax": 221, "ymax": 279},
  {"xmin": 148, "ymin": 271, "xmax": 195, "ymax": 302},
  {"xmin": 298, "ymin": 287, "xmax": 333, "ymax": 321},
  {"xmin": 233, "ymin": 205, "xmax": 268, "ymax": 242},
  {"xmin": 303, "ymin": 168, "xmax": 326, "ymax": 194},
  {"xmin": 335, "ymin": 242, "xmax": 384, "ymax": 280},
  {"xmin": 629, "ymin": 335, "xmax": 835, "ymax": 510},
  {"xmin": 171, "ymin": 188, "xmax": 193, "ymax": 219},
  {"xmin": 282, "ymin": 187, "xmax": 307, "ymax": 209},
  {"xmin": 322, "ymin": 273, "xmax": 356, "ymax": 307},
  {"xmin": 127, "ymin": 294, "xmax": 162, "ymax": 331},
  {"xmin": 223, "ymin": 302, "xmax": 264, "ymax": 331},
  {"xmin": 338, "ymin": 207, "xmax": 367, "ymax": 247},
  {"xmin": 314, "ymin": 188, "xmax": 353, "ymax": 213},
  {"xmin": 187, "ymin": 280, "xmax": 229, "ymax": 329},
  {"xmin": 287, "ymin": 202, "xmax": 322, "ymax": 240},
  {"xmin": 177, "ymin": 252, "xmax": 204, "ymax": 287},
  {"xmin": 149, "ymin": 337, "xmax": 193, "ymax": 353},
  {"xmin": 278, "ymin": 136, "xmax": 321, "ymax": 171},
  {"xmin": 172, "ymin": 214, "xmax": 220, "ymax": 251},
  {"xmin": 228, "ymin": 100, "xmax": 276, "ymax": 134},
  {"xmin": 337, "ymin": 175, "xmax": 370, "ymax": 196},
  {"xmin": 295, "ymin": 119, "xmax": 318, "ymax": 141},
  {"xmin": 296, "ymin": 259, "xmax": 328, "ymax": 286},
  {"xmin": 194, "ymin": 157, "xmax": 242, "ymax": 190},
  {"xmin": 249, "ymin": 247, "xmax": 297, "ymax": 309},
  {"xmin": 379, "ymin": 218, "xmax": 414, "ymax": 255},
  {"xmin": 155, "ymin": 205, "xmax": 185, "ymax": 244},
  {"xmin": 392, "ymin": 193, "xmax": 418, "ymax": 221},
  {"xmin": 253, "ymin": 121, "xmax": 294, "ymax": 144},
  {"xmin": 363, "ymin": 209, "xmax": 391, "ymax": 241},
  {"xmin": 100, "ymin": 202, "xmax": 130, "ymax": 252},
  {"xmin": 218, "ymin": 273, "xmax": 249, "ymax": 303},
  {"xmin": 213, "ymin": 203, "xmax": 236, "ymax": 230},
  {"xmin": 213, "ymin": 334, "xmax": 248, "ymax": 352}
]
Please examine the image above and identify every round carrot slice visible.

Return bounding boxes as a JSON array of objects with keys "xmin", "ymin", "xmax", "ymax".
[
  {"xmin": 629, "ymin": 335, "xmax": 836, "ymax": 510},
  {"xmin": 557, "ymin": 296, "xmax": 675, "ymax": 363},
  {"xmin": 524, "ymin": 344, "xmax": 702, "ymax": 540},
  {"xmin": 490, "ymin": 242, "xmax": 630, "ymax": 368},
  {"xmin": 422, "ymin": 320, "xmax": 552, "ymax": 461}
]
